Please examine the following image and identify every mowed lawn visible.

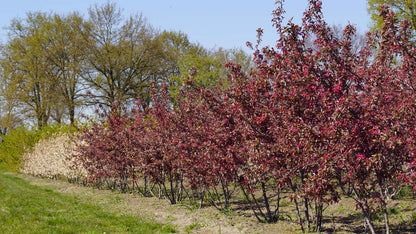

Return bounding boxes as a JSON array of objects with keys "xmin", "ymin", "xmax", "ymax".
[{"xmin": 0, "ymin": 172, "xmax": 177, "ymax": 233}]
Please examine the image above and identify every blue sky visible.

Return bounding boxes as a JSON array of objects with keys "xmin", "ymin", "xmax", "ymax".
[{"xmin": 0, "ymin": 0, "xmax": 370, "ymax": 51}]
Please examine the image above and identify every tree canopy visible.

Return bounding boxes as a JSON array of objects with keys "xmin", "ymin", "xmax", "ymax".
[
  {"xmin": 0, "ymin": 2, "xmax": 250, "ymax": 129},
  {"xmin": 368, "ymin": 0, "xmax": 416, "ymax": 33}
]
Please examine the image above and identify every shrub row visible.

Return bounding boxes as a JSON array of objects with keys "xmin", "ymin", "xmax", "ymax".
[{"xmin": 69, "ymin": 3, "xmax": 416, "ymax": 233}]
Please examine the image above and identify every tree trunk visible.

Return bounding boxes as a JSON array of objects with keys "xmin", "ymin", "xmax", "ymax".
[
  {"xmin": 304, "ymin": 197, "xmax": 311, "ymax": 231},
  {"xmin": 220, "ymin": 178, "xmax": 230, "ymax": 211},
  {"xmin": 261, "ymin": 182, "xmax": 274, "ymax": 222},
  {"xmin": 69, "ymin": 105, "xmax": 75, "ymax": 125},
  {"xmin": 293, "ymin": 197, "xmax": 305, "ymax": 233},
  {"xmin": 381, "ymin": 200, "xmax": 390, "ymax": 234},
  {"xmin": 312, "ymin": 199, "xmax": 324, "ymax": 232},
  {"xmin": 364, "ymin": 215, "xmax": 376, "ymax": 234},
  {"xmin": 358, "ymin": 202, "xmax": 376, "ymax": 234}
]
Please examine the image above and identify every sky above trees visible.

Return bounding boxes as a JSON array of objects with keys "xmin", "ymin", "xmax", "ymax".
[{"xmin": 0, "ymin": 1, "xmax": 369, "ymax": 51}]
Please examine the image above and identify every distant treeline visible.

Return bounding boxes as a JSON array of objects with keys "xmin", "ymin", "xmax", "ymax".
[{"xmin": 0, "ymin": 2, "xmax": 252, "ymax": 131}]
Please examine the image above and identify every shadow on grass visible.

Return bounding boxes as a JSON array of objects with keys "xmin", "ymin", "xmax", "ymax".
[{"xmin": 321, "ymin": 211, "xmax": 416, "ymax": 233}]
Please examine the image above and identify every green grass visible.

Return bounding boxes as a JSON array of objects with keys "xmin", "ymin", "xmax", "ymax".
[
  {"xmin": 0, "ymin": 173, "xmax": 177, "ymax": 233},
  {"xmin": 184, "ymin": 222, "xmax": 204, "ymax": 233}
]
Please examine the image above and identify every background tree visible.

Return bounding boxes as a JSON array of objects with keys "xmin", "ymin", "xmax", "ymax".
[
  {"xmin": 0, "ymin": 12, "xmax": 57, "ymax": 129},
  {"xmin": 159, "ymin": 31, "xmax": 224, "ymax": 99},
  {"xmin": 368, "ymin": 0, "xmax": 416, "ymax": 33},
  {"xmin": 158, "ymin": 31, "xmax": 190, "ymax": 80},
  {"xmin": 168, "ymin": 47, "xmax": 252, "ymax": 99},
  {"xmin": 170, "ymin": 46, "xmax": 224, "ymax": 91},
  {"xmin": 43, "ymin": 12, "xmax": 86, "ymax": 125},
  {"xmin": 81, "ymin": 2, "xmax": 168, "ymax": 110},
  {"xmin": 211, "ymin": 47, "xmax": 253, "ymax": 73},
  {"xmin": 305, "ymin": 24, "xmax": 366, "ymax": 54},
  {"xmin": 0, "ymin": 97, "xmax": 22, "ymax": 135}
]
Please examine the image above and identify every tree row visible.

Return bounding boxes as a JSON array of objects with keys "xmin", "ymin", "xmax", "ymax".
[
  {"xmin": 72, "ymin": 2, "xmax": 416, "ymax": 233},
  {"xmin": 0, "ymin": 2, "xmax": 251, "ymax": 131}
]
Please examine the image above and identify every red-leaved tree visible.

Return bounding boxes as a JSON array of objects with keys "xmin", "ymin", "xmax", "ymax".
[
  {"xmin": 74, "ymin": 104, "xmax": 138, "ymax": 191},
  {"xmin": 332, "ymin": 6, "xmax": 416, "ymax": 233}
]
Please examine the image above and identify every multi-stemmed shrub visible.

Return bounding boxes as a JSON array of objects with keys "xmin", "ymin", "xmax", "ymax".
[{"xmin": 73, "ymin": 105, "xmax": 137, "ymax": 191}]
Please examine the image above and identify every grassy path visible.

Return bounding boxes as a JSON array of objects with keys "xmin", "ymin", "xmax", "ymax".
[
  {"xmin": 1, "ymin": 164, "xmax": 416, "ymax": 233},
  {"xmin": 0, "ymin": 172, "xmax": 177, "ymax": 233},
  {"xmin": 0, "ymin": 170, "xmax": 303, "ymax": 233}
]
